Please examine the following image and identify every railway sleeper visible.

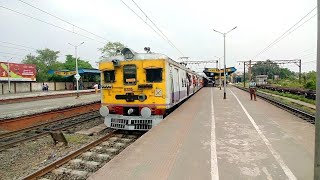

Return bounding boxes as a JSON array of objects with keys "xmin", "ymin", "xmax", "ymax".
[
  {"xmin": 81, "ymin": 152, "xmax": 110, "ymax": 162},
  {"xmin": 52, "ymin": 167, "xmax": 89, "ymax": 178},
  {"xmin": 68, "ymin": 159, "xmax": 101, "ymax": 171}
]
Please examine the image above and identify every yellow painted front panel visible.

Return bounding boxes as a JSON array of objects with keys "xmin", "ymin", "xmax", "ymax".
[
  {"xmin": 99, "ymin": 62, "xmax": 115, "ymax": 71},
  {"xmin": 142, "ymin": 61, "xmax": 164, "ymax": 69},
  {"xmin": 99, "ymin": 59, "xmax": 166, "ymax": 109}
]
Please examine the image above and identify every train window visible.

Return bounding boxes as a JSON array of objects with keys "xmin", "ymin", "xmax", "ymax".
[
  {"xmin": 146, "ymin": 68, "xmax": 162, "ymax": 82},
  {"xmin": 104, "ymin": 70, "xmax": 115, "ymax": 83},
  {"xmin": 123, "ymin": 65, "xmax": 136, "ymax": 85}
]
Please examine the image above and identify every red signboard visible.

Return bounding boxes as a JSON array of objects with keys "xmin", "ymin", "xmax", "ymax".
[{"xmin": 0, "ymin": 61, "xmax": 36, "ymax": 81}]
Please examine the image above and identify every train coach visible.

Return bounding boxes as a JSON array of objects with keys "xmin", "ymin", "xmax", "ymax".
[{"xmin": 99, "ymin": 47, "xmax": 204, "ymax": 131}]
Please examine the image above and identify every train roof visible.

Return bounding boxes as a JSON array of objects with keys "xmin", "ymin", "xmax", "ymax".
[
  {"xmin": 100, "ymin": 48, "xmax": 205, "ymax": 77},
  {"xmin": 100, "ymin": 53, "xmax": 169, "ymax": 62}
]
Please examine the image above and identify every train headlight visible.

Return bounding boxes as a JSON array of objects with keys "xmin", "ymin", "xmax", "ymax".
[
  {"xmin": 141, "ymin": 107, "xmax": 151, "ymax": 118},
  {"xmin": 100, "ymin": 106, "xmax": 109, "ymax": 117}
]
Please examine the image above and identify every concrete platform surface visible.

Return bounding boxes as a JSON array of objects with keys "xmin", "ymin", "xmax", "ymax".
[
  {"xmin": 88, "ymin": 87, "xmax": 314, "ymax": 180},
  {"xmin": 0, "ymin": 94, "xmax": 100, "ymax": 120},
  {"xmin": 0, "ymin": 89, "xmax": 95, "ymax": 100}
]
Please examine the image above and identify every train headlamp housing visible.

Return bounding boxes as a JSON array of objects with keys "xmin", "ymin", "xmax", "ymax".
[
  {"xmin": 141, "ymin": 107, "xmax": 151, "ymax": 118},
  {"xmin": 100, "ymin": 106, "xmax": 109, "ymax": 116}
]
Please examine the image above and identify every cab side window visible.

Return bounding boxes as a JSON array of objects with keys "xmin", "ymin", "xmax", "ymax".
[
  {"xmin": 146, "ymin": 68, "xmax": 162, "ymax": 82},
  {"xmin": 104, "ymin": 70, "xmax": 115, "ymax": 83}
]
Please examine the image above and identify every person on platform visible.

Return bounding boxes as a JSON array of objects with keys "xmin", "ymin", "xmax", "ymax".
[
  {"xmin": 249, "ymin": 79, "xmax": 257, "ymax": 101},
  {"xmin": 94, "ymin": 83, "xmax": 99, "ymax": 94}
]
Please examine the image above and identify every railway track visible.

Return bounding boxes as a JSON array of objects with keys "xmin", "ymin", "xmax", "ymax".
[
  {"xmin": 22, "ymin": 130, "xmax": 142, "ymax": 180},
  {"xmin": 0, "ymin": 111, "xmax": 101, "ymax": 151},
  {"xmin": 234, "ymin": 86, "xmax": 315, "ymax": 124}
]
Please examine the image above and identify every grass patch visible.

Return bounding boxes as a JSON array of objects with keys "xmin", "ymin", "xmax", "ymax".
[
  {"xmin": 280, "ymin": 98, "xmax": 315, "ymax": 115},
  {"xmin": 65, "ymin": 134, "xmax": 90, "ymax": 144},
  {"xmin": 259, "ymin": 89, "xmax": 315, "ymax": 105}
]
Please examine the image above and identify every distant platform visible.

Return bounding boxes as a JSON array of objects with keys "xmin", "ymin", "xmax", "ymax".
[
  {"xmin": 0, "ymin": 93, "xmax": 100, "ymax": 131},
  {"xmin": 203, "ymin": 67, "xmax": 237, "ymax": 77},
  {"xmin": 0, "ymin": 89, "xmax": 95, "ymax": 104}
]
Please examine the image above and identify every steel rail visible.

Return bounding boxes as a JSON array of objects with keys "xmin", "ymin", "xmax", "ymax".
[
  {"xmin": 22, "ymin": 130, "xmax": 117, "ymax": 180},
  {"xmin": 0, "ymin": 114, "xmax": 101, "ymax": 150},
  {"xmin": 0, "ymin": 111, "xmax": 98, "ymax": 139}
]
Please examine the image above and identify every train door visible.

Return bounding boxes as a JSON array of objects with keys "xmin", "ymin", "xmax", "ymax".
[
  {"xmin": 170, "ymin": 66, "xmax": 174, "ymax": 104},
  {"xmin": 187, "ymin": 73, "xmax": 190, "ymax": 96},
  {"xmin": 173, "ymin": 68, "xmax": 180, "ymax": 103}
]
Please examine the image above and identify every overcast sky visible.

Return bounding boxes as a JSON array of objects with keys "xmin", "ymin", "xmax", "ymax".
[{"xmin": 0, "ymin": 0, "xmax": 317, "ymax": 73}]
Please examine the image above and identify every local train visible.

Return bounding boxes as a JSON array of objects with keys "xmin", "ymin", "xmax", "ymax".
[{"xmin": 99, "ymin": 48, "xmax": 204, "ymax": 131}]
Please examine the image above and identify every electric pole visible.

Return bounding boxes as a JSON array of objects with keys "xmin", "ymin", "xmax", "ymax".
[{"xmin": 314, "ymin": 0, "xmax": 320, "ymax": 178}]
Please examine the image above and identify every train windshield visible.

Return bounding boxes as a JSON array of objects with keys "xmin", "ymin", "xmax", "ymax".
[
  {"xmin": 104, "ymin": 70, "xmax": 115, "ymax": 83},
  {"xmin": 123, "ymin": 65, "xmax": 136, "ymax": 85},
  {"xmin": 146, "ymin": 68, "xmax": 162, "ymax": 82}
]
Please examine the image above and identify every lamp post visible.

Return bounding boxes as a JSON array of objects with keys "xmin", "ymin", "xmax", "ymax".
[
  {"xmin": 68, "ymin": 42, "xmax": 84, "ymax": 98},
  {"xmin": 214, "ymin": 56, "xmax": 223, "ymax": 90},
  {"xmin": 7, "ymin": 57, "xmax": 13, "ymax": 94},
  {"xmin": 213, "ymin": 26, "xmax": 237, "ymax": 99}
]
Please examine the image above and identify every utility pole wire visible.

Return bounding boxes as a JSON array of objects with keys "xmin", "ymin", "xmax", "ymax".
[
  {"xmin": 0, "ymin": 5, "xmax": 106, "ymax": 45},
  {"xmin": 253, "ymin": 6, "xmax": 317, "ymax": 59},
  {"xmin": 18, "ymin": 0, "xmax": 110, "ymax": 42}
]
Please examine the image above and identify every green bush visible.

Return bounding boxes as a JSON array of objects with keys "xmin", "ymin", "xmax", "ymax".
[{"xmin": 304, "ymin": 80, "xmax": 316, "ymax": 90}]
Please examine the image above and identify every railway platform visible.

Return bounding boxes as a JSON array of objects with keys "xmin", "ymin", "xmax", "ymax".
[
  {"xmin": 89, "ymin": 86, "xmax": 314, "ymax": 180},
  {"xmin": 0, "ymin": 93, "xmax": 100, "ymax": 131},
  {"xmin": 0, "ymin": 89, "xmax": 95, "ymax": 104}
]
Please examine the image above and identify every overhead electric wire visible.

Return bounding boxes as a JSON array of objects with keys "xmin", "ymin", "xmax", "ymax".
[
  {"xmin": 298, "ymin": 52, "xmax": 317, "ymax": 59},
  {"xmin": 0, "ymin": 5, "xmax": 105, "ymax": 45},
  {"xmin": 303, "ymin": 60, "xmax": 316, "ymax": 64},
  {"xmin": 0, "ymin": 44, "xmax": 33, "ymax": 51},
  {"xmin": 17, "ymin": 0, "xmax": 110, "ymax": 42},
  {"xmin": 0, "ymin": 40, "xmax": 36, "ymax": 50},
  {"xmin": 273, "ymin": 13, "xmax": 317, "ymax": 48},
  {"xmin": 290, "ymin": 46, "xmax": 316, "ymax": 58},
  {"xmin": 119, "ymin": 0, "xmax": 166, "ymax": 41},
  {"xmin": 130, "ymin": 0, "xmax": 184, "ymax": 56},
  {"xmin": 120, "ymin": 0, "xmax": 184, "ymax": 56},
  {"xmin": 0, "ymin": 51, "xmax": 27, "ymax": 57},
  {"xmin": 252, "ymin": 6, "xmax": 317, "ymax": 59}
]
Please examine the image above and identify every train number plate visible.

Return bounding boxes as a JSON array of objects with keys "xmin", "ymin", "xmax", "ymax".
[{"xmin": 124, "ymin": 88, "xmax": 133, "ymax": 92}]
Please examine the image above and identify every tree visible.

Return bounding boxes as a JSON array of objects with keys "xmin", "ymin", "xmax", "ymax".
[
  {"xmin": 251, "ymin": 60, "xmax": 295, "ymax": 79},
  {"xmin": 64, "ymin": 55, "xmax": 93, "ymax": 70},
  {"xmin": 22, "ymin": 49, "xmax": 61, "ymax": 81},
  {"xmin": 36, "ymin": 48, "xmax": 60, "ymax": 67},
  {"xmin": 279, "ymin": 68, "xmax": 295, "ymax": 79},
  {"xmin": 304, "ymin": 71, "xmax": 316, "ymax": 90},
  {"xmin": 22, "ymin": 49, "xmax": 96, "ymax": 82},
  {"xmin": 99, "ymin": 42, "xmax": 126, "ymax": 57}
]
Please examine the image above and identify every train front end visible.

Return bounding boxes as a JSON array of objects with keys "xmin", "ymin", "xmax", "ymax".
[{"xmin": 99, "ymin": 48, "xmax": 167, "ymax": 131}]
